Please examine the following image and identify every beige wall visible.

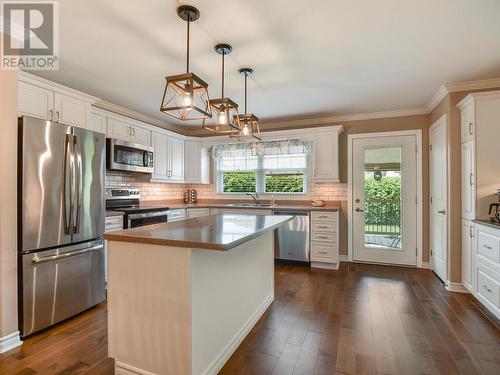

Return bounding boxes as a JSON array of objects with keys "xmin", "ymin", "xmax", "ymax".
[
  {"xmin": 0, "ymin": 67, "xmax": 19, "ymax": 340},
  {"xmin": 430, "ymin": 87, "xmax": 500, "ymax": 283}
]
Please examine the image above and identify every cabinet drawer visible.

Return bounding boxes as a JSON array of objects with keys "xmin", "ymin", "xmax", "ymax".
[
  {"xmin": 105, "ymin": 216, "xmax": 123, "ymax": 228},
  {"xmin": 187, "ymin": 208, "xmax": 210, "ymax": 218},
  {"xmin": 477, "ymin": 231, "xmax": 500, "ymax": 263},
  {"xmin": 311, "ymin": 242, "xmax": 337, "ymax": 262},
  {"xmin": 477, "ymin": 267, "xmax": 500, "ymax": 309},
  {"xmin": 311, "ymin": 222, "xmax": 336, "ymax": 232},
  {"xmin": 311, "ymin": 212, "xmax": 337, "ymax": 222},
  {"xmin": 168, "ymin": 209, "xmax": 186, "ymax": 221},
  {"xmin": 311, "ymin": 232, "xmax": 336, "ymax": 243}
]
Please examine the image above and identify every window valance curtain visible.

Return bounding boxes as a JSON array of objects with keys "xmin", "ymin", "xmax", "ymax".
[{"xmin": 211, "ymin": 139, "xmax": 311, "ymax": 158}]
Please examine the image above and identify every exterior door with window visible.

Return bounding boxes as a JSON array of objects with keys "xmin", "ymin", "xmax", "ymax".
[{"xmin": 352, "ymin": 135, "xmax": 417, "ymax": 265}]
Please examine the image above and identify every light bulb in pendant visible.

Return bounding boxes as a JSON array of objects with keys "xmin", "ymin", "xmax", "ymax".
[
  {"xmin": 218, "ymin": 111, "xmax": 227, "ymax": 125},
  {"xmin": 242, "ymin": 124, "xmax": 249, "ymax": 136},
  {"xmin": 182, "ymin": 91, "xmax": 192, "ymax": 107}
]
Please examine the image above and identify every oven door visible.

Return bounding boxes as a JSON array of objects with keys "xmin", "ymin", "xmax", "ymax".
[
  {"xmin": 106, "ymin": 138, "xmax": 154, "ymax": 173},
  {"xmin": 126, "ymin": 210, "xmax": 169, "ymax": 228}
]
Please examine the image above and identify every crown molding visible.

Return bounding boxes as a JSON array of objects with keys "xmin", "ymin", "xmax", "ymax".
[
  {"xmin": 260, "ymin": 107, "xmax": 428, "ymax": 130},
  {"xmin": 93, "ymin": 100, "xmax": 189, "ymax": 135},
  {"xmin": 425, "ymin": 77, "xmax": 500, "ymax": 113}
]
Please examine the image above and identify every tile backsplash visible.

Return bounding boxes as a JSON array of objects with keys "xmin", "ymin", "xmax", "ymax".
[{"xmin": 106, "ymin": 171, "xmax": 348, "ymax": 201}]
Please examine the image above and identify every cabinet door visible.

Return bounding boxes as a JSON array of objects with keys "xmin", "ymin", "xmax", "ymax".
[
  {"xmin": 314, "ymin": 132, "xmax": 339, "ymax": 182},
  {"xmin": 107, "ymin": 118, "xmax": 132, "ymax": 142},
  {"xmin": 184, "ymin": 141, "xmax": 202, "ymax": 183},
  {"xmin": 90, "ymin": 113, "xmax": 107, "ymax": 134},
  {"xmin": 18, "ymin": 81, "xmax": 54, "ymax": 120},
  {"xmin": 169, "ymin": 137, "xmax": 185, "ymax": 181},
  {"xmin": 132, "ymin": 125, "xmax": 151, "ymax": 146},
  {"xmin": 53, "ymin": 93, "xmax": 90, "ymax": 128},
  {"xmin": 462, "ymin": 220, "xmax": 474, "ymax": 292},
  {"xmin": 461, "ymin": 140, "xmax": 476, "ymax": 220},
  {"xmin": 152, "ymin": 132, "xmax": 168, "ymax": 180},
  {"xmin": 187, "ymin": 208, "xmax": 210, "ymax": 218},
  {"xmin": 460, "ymin": 101, "xmax": 475, "ymax": 143}
]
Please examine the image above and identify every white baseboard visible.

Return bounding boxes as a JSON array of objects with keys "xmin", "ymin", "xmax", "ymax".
[
  {"xmin": 421, "ymin": 261, "xmax": 430, "ymax": 269},
  {"xmin": 116, "ymin": 361, "xmax": 156, "ymax": 375},
  {"xmin": 445, "ymin": 281, "xmax": 469, "ymax": 293},
  {"xmin": 339, "ymin": 254, "xmax": 349, "ymax": 262},
  {"xmin": 311, "ymin": 261, "xmax": 339, "ymax": 270},
  {"xmin": 0, "ymin": 331, "xmax": 22, "ymax": 353}
]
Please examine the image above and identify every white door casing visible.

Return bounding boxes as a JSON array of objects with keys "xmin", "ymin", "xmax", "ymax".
[
  {"xmin": 351, "ymin": 134, "xmax": 418, "ymax": 265},
  {"xmin": 429, "ymin": 115, "xmax": 448, "ymax": 282}
]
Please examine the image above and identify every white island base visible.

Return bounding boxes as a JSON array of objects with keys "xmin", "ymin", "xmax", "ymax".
[{"xmin": 107, "ymin": 232, "xmax": 274, "ymax": 375}]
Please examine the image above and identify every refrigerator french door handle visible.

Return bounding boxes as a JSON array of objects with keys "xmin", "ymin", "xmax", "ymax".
[
  {"xmin": 73, "ymin": 134, "xmax": 83, "ymax": 234},
  {"xmin": 63, "ymin": 134, "xmax": 73, "ymax": 234}
]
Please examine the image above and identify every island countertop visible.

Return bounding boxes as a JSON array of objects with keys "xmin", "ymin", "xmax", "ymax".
[{"xmin": 104, "ymin": 213, "xmax": 293, "ymax": 250}]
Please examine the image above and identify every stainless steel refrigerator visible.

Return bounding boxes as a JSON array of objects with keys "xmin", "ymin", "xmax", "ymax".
[{"xmin": 18, "ymin": 116, "xmax": 106, "ymax": 337}]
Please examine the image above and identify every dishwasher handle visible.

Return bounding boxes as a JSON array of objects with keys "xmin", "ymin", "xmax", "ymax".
[{"xmin": 273, "ymin": 211, "xmax": 309, "ymax": 216}]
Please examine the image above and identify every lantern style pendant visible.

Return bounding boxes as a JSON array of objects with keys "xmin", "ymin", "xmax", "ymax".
[
  {"xmin": 202, "ymin": 44, "xmax": 242, "ymax": 133},
  {"xmin": 160, "ymin": 5, "xmax": 211, "ymax": 121},
  {"xmin": 231, "ymin": 68, "xmax": 261, "ymax": 140}
]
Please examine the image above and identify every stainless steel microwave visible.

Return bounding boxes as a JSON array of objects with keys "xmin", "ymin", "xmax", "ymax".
[{"xmin": 106, "ymin": 138, "xmax": 154, "ymax": 173}]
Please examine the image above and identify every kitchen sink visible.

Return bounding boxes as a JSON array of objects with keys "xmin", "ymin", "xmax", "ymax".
[{"xmin": 228, "ymin": 203, "xmax": 276, "ymax": 208}]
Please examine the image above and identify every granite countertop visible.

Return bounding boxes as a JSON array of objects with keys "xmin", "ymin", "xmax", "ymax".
[
  {"xmin": 104, "ymin": 214, "xmax": 293, "ymax": 250},
  {"xmin": 140, "ymin": 199, "xmax": 341, "ymax": 212},
  {"xmin": 106, "ymin": 210, "xmax": 125, "ymax": 217},
  {"xmin": 473, "ymin": 219, "xmax": 500, "ymax": 230}
]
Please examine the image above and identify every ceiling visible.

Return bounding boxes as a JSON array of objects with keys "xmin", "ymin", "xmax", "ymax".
[{"xmin": 30, "ymin": 0, "xmax": 500, "ymax": 128}]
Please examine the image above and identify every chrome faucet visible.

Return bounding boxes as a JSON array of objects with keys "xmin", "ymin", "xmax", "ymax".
[{"xmin": 246, "ymin": 192, "xmax": 260, "ymax": 204}]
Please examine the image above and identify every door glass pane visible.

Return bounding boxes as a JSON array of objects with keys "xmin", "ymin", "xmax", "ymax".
[{"xmin": 364, "ymin": 146, "xmax": 402, "ymax": 250}]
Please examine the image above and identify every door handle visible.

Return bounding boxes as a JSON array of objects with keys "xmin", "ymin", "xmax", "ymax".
[
  {"xmin": 355, "ymin": 207, "xmax": 364, "ymax": 212},
  {"xmin": 32, "ymin": 244, "xmax": 103, "ymax": 264},
  {"xmin": 437, "ymin": 209, "xmax": 446, "ymax": 215},
  {"xmin": 63, "ymin": 134, "xmax": 73, "ymax": 234},
  {"xmin": 73, "ymin": 135, "xmax": 83, "ymax": 234}
]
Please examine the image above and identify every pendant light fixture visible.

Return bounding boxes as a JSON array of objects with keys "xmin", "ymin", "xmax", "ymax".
[
  {"xmin": 202, "ymin": 44, "xmax": 242, "ymax": 133},
  {"xmin": 160, "ymin": 5, "xmax": 211, "ymax": 121},
  {"xmin": 231, "ymin": 68, "xmax": 261, "ymax": 140}
]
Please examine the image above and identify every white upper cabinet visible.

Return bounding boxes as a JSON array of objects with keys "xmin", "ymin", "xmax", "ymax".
[
  {"xmin": 169, "ymin": 137, "xmax": 185, "ymax": 181},
  {"xmin": 151, "ymin": 131, "xmax": 185, "ymax": 183},
  {"xmin": 18, "ymin": 72, "xmax": 97, "ymax": 130},
  {"xmin": 460, "ymin": 99, "xmax": 475, "ymax": 143},
  {"xmin": 18, "ymin": 81, "xmax": 54, "ymax": 120},
  {"xmin": 106, "ymin": 117, "xmax": 151, "ymax": 146},
  {"xmin": 90, "ymin": 112, "xmax": 107, "ymax": 134},
  {"xmin": 53, "ymin": 92, "xmax": 90, "ymax": 128},
  {"xmin": 313, "ymin": 130, "xmax": 341, "ymax": 182},
  {"xmin": 184, "ymin": 141, "xmax": 210, "ymax": 184}
]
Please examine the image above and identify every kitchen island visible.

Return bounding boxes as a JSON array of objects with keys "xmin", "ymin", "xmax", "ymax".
[{"xmin": 104, "ymin": 213, "xmax": 293, "ymax": 375}]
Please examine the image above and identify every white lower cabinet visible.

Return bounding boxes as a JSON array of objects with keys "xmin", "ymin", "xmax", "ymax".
[
  {"xmin": 104, "ymin": 215, "xmax": 124, "ymax": 284},
  {"xmin": 474, "ymin": 223, "xmax": 500, "ymax": 319},
  {"xmin": 167, "ymin": 208, "xmax": 186, "ymax": 222},
  {"xmin": 310, "ymin": 211, "xmax": 339, "ymax": 269},
  {"xmin": 461, "ymin": 220, "xmax": 474, "ymax": 292},
  {"xmin": 209, "ymin": 208, "xmax": 221, "ymax": 215},
  {"xmin": 187, "ymin": 208, "xmax": 210, "ymax": 218}
]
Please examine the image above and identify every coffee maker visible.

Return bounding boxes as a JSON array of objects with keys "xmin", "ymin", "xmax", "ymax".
[{"xmin": 490, "ymin": 188, "xmax": 500, "ymax": 223}]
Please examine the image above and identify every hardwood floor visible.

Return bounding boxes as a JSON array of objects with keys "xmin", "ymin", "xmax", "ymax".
[{"xmin": 1, "ymin": 263, "xmax": 499, "ymax": 375}]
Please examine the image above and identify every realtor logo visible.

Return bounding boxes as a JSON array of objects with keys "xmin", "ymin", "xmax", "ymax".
[{"xmin": 1, "ymin": 1, "xmax": 59, "ymax": 69}]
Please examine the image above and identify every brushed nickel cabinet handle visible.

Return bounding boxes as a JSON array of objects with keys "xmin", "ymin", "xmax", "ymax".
[
  {"xmin": 482, "ymin": 284, "xmax": 492, "ymax": 293},
  {"xmin": 483, "ymin": 244, "xmax": 493, "ymax": 250}
]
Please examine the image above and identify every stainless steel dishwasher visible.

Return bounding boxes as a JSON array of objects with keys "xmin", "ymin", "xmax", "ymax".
[{"xmin": 273, "ymin": 211, "xmax": 310, "ymax": 262}]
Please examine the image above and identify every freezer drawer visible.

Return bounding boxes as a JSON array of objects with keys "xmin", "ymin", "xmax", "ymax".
[{"xmin": 20, "ymin": 240, "xmax": 105, "ymax": 337}]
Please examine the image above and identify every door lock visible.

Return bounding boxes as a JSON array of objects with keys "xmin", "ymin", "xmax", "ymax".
[{"xmin": 355, "ymin": 207, "xmax": 365, "ymax": 212}]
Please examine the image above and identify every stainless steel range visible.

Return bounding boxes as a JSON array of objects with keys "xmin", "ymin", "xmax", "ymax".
[
  {"xmin": 105, "ymin": 188, "xmax": 169, "ymax": 228},
  {"xmin": 18, "ymin": 116, "xmax": 106, "ymax": 337}
]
